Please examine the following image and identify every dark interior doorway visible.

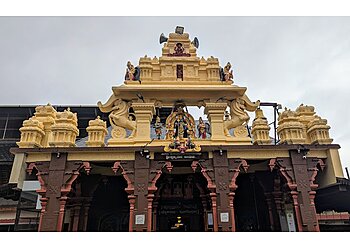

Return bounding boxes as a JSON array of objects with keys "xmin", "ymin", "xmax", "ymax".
[
  {"xmin": 87, "ymin": 176, "xmax": 129, "ymax": 231},
  {"xmin": 235, "ymin": 173, "xmax": 271, "ymax": 231},
  {"xmin": 155, "ymin": 170, "xmax": 209, "ymax": 232}
]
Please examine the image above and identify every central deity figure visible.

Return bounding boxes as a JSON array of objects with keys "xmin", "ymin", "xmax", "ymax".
[{"xmin": 174, "ymin": 110, "xmax": 189, "ymax": 140}]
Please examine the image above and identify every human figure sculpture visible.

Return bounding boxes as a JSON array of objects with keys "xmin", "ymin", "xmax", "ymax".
[
  {"xmin": 174, "ymin": 114, "xmax": 188, "ymax": 140},
  {"xmin": 174, "ymin": 42, "xmax": 185, "ymax": 55},
  {"xmin": 154, "ymin": 116, "xmax": 163, "ymax": 139},
  {"xmin": 223, "ymin": 62, "xmax": 233, "ymax": 81},
  {"xmin": 197, "ymin": 117, "xmax": 207, "ymax": 139},
  {"xmin": 125, "ymin": 61, "xmax": 136, "ymax": 80}
]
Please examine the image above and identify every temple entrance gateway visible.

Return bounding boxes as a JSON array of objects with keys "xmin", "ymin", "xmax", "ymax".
[
  {"xmin": 87, "ymin": 176, "xmax": 129, "ymax": 231},
  {"xmin": 154, "ymin": 164, "xmax": 210, "ymax": 232},
  {"xmin": 234, "ymin": 173, "xmax": 271, "ymax": 231}
]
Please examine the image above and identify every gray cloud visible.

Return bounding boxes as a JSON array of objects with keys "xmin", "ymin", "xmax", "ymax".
[{"xmin": 0, "ymin": 16, "xmax": 349, "ymax": 174}]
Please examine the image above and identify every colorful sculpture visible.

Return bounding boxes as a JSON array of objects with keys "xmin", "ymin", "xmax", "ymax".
[
  {"xmin": 154, "ymin": 116, "xmax": 163, "ymax": 139},
  {"xmin": 197, "ymin": 117, "xmax": 210, "ymax": 139},
  {"xmin": 220, "ymin": 62, "xmax": 234, "ymax": 82},
  {"xmin": 125, "ymin": 61, "xmax": 140, "ymax": 81}
]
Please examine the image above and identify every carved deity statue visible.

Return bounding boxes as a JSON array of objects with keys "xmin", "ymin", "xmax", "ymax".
[
  {"xmin": 125, "ymin": 61, "xmax": 136, "ymax": 81},
  {"xmin": 164, "ymin": 104, "xmax": 200, "ymax": 153},
  {"xmin": 197, "ymin": 117, "xmax": 209, "ymax": 139},
  {"xmin": 154, "ymin": 116, "xmax": 163, "ymax": 139},
  {"xmin": 174, "ymin": 42, "xmax": 185, "ymax": 55},
  {"xmin": 223, "ymin": 62, "xmax": 233, "ymax": 81},
  {"xmin": 174, "ymin": 112, "xmax": 189, "ymax": 140}
]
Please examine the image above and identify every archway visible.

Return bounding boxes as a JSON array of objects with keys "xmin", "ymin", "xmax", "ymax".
[
  {"xmin": 86, "ymin": 175, "xmax": 129, "ymax": 231},
  {"xmin": 153, "ymin": 162, "xmax": 210, "ymax": 232},
  {"xmin": 234, "ymin": 173, "xmax": 271, "ymax": 231}
]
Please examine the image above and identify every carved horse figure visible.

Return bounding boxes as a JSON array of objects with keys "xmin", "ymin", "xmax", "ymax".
[
  {"xmin": 109, "ymin": 99, "xmax": 136, "ymax": 138},
  {"xmin": 224, "ymin": 95, "xmax": 260, "ymax": 137},
  {"xmin": 98, "ymin": 97, "xmax": 136, "ymax": 139}
]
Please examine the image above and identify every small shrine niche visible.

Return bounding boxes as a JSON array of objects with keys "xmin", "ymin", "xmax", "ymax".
[{"xmin": 176, "ymin": 65, "xmax": 183, "ymax": 80}]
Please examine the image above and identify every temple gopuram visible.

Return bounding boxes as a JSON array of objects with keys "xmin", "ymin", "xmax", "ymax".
[{"xmin": 3, "ymin": 27, "xmax": 349, "ymax": 232}]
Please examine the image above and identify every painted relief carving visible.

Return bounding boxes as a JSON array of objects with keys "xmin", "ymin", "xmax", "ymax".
[{"xmin": 164, "ymin": 104, "xmax": 201, "ymax": 153}]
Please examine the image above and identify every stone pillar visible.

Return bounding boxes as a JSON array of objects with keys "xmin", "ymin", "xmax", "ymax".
[
  {"xmin": 147, "ymin": 194, "xmax": 154, "ymax": 232},
  {"xmin": 132, "ymin": 152, "xmax": 150, "ymax": 231},
  {"xmin": 37, "ymin": 197, "xmax": 48, "ymax": 232},
  {"xmin": 57, "ymin": 196, "xmax": 68, "ymax": 231},
  {"xmin": 33, "ymin": 155, "xmax": 81, "ymax": 232},
  {"xmin": 128, "ymin": 195, "xmax": 136, "ymax": 232},
  {"xmin": 272, "ymin": 191, "xmax": 282, "ymax": 231},
  {"xmin": 38, "ymin": 153, "xmax": 67, "ymax": 231},
  {"xmin": 204, "ymin": 103, "xmax": 227, "ymax": 141},
  {"xmin": 264, "ymin": 193, "xmax": 275, "ymax": 231},
  {"xmin": 212, "ymin": 150, "xmax": 231, "ymax": 231},
  {"xmin": 228, "ymin": 192, "xmax": 236, "ymax": 232},
  {"xmin": 152, "ymin": 201, "xmax": 158, "ymax": 232},
  {"xmin": 291, "ymin": 191, "xmax": 303, "ymax": 232},
  {"xmin": 210, "ymin": 192, "xmax": 218, "ymax": 232},
  {"xmin": 80, "ymin": 200, "xmax": 91, "ymax": 232},
  {"xmin": 132, "ymin": 102, "xmax": 155, "ymax": 143},
  {"xmin": 290, "ymin": 150, "xmax": 319, "ymax": 232},
  {"xmin": 71, "ymin": 204, "xmax": 81, "ymax": 232}
]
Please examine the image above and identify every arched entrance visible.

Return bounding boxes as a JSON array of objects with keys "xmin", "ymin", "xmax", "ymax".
[
  {"xmin": 86, "ymin": 175, "xmax": 129, "ymax": 231},
  {"xmin": 234, "ymin": 173, "xmax": 271, "ymax": 231},
  {"xmin": 154, "ymin": 162, "xmax": 210, "ymax": 232}
]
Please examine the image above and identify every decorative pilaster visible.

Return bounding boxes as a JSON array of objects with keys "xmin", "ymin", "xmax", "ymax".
[
  {"xmin": 132, "ymin": 102, "xmax": 156, "ymax": 143},
  {"xmin": 86, "ymin": 116, "xmax": 108, "ymax": 147},
  {"xmin": 204, "ymin": 103, "xmax": 227, "ymax": 141}
]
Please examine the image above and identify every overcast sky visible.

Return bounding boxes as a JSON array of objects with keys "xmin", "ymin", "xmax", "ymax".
[{"xmin": 0, "ymin": 16, "xmax": 349, "ymax": 174}]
